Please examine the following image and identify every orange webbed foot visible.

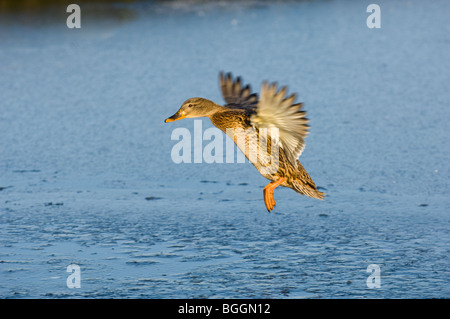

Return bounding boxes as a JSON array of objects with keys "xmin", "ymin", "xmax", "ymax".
[{"xmin": 263, "ymin": 177, "xmax": 285, "ymax": 212}]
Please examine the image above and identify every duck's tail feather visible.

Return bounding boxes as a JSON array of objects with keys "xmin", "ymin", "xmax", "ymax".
[
  {"xmin": 287, "ymin": 160, "xmax": 325, "ymax": 200},
  {"xmin": 291, "ymin": 179, "xmax": 325, "ymax": 200}
]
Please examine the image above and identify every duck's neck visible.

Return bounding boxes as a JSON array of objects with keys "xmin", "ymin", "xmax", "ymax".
[{"xmin": 201, "ymin": 99, "xmax": 227, "ymax": 118}]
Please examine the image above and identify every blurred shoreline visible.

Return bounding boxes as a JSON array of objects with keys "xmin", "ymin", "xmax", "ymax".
[
  {"xmin": 0, "ymin": 0, "xmax": 306, "ymax": 26},
  {"xmin": 0, "ymin": 0, "xmax": 140, "ymax": 26}
]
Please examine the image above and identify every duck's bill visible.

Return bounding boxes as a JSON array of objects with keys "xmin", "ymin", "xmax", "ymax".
[{"xmin": 165, "ymin": 111, "xmax": 185, "ymax": 123}]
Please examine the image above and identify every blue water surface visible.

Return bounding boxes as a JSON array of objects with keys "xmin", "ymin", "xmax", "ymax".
[{"xmin": 0, "ymin": 0, "xmax": 449, "ymax": 298}]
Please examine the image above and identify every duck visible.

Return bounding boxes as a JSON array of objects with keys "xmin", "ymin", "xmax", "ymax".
[{"xmin": 165, "ymin": 72, "xmax": 325, "ymax": 212}]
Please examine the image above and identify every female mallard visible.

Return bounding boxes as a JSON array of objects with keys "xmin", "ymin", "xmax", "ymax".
[{"xmin": 165, "ymin": 72, "xmax": 325, "ymax": 212}]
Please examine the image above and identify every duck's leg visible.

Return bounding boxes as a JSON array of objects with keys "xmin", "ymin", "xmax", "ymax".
[{"xmin": 263, "ymin": 177, "xmax": 285, "ymax": 212}]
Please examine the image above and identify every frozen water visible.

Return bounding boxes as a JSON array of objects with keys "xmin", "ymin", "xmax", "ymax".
[{"xmin": 0, "ymin": 0, "xmax": 449, "ymax": 298}]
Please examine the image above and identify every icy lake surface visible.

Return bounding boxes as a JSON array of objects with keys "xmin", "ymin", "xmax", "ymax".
[{"xmin": 0, "ymin": 0, "xmax": 449, "ymax": 298}]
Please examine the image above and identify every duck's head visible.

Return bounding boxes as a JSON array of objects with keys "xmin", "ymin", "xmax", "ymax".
[{"xmin": 165, "ymin": 98, "xmax": 219, "ymax": 123}]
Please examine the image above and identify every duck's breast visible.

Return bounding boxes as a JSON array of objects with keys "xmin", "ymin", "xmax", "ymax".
[{"xmin": 211, "ymin": 110, "xmax": 281, "ymax": 177}]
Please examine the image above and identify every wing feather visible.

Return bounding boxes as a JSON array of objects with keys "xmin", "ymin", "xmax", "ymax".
[
  {"xmin": 251, "ymin": 82, "xmax": 309, "ymax": 167},
  {"xmin": 219, "ymin": 72, "xmax": 258, "ymax": 110}
]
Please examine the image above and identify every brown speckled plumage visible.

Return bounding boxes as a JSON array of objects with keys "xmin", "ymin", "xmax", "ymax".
[{"xmin": 165, "ymin": 72, "xmax": 325, "ymax": 211}]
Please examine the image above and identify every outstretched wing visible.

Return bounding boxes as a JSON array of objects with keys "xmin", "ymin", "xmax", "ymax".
[
  {"xmin": 219, "ymin": 72, "xmax": 258, "ymax": 110},
  {"xmin": 250, "ymin": 82, "xmax": 309, "ymax": 167}
]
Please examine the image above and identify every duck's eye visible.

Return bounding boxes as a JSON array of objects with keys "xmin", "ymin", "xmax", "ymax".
[{"xmin": 188, "ymin": 104, "xmax": 193, "ymax": 107}]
